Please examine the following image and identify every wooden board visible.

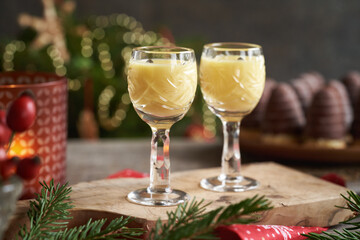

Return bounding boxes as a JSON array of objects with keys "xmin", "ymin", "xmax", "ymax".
[
  {"xmin": 5, "ymin": 162, "xmax": 352, "ymax": 239},
  {"xmin": 240, "ymin": 130, "xmax": 360, "ymax": 163}
]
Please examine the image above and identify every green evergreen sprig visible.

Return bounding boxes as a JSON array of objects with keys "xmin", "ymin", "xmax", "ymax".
[
  {"xmin": 18, "ymin": 180, "xmax": 73, "ymax": 239},
  {"xmin": 17, "ymin": 180, "xmax": 144, "ymax": 240},
  {"xmin": 51, "ymin": 217, "xmax": 143, "ymax": 240},
  {"xmin": 148, "ymin": 195, "xmax": 272, "ymax": 240},
  {"xmin": 304, "ymin": 191, "xmax": 360, "ymax": 240}
]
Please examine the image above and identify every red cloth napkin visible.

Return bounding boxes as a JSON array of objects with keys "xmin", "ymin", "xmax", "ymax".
[
  {"xmin": 321, "ymin": 173, "xmax": 346, "ymax": 187},
  {"xmin": 216, "ymin": 224, "xmax": 327, "ymax": 240},
  {"xmin": 108, "ymin": 169, "xmax": 328, "ymax": 240},
  {"xmin": 107, "ymin": 168, "xmax": 149, "ymax": 179}
]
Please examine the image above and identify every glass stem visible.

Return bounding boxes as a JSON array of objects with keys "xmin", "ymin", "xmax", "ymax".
[
  {"xmin": 148, "ymin": 128, "xmax": 171, "ymax": 194},
  {"xmin": 220, "ymin": 120, "xmax": 242, "ymax": 182}
]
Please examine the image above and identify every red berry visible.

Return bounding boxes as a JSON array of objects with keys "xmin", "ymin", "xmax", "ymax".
[
  {"xmin": 6, "ymin": 91, "xmax": 37, "ymax": 132},
  {"xmin": 0, "ymin": 109, "xmax": 6, "ymax": 124},
  {"xmin": 0, "ymin": 148, "xmax": 6, "ymax": 162},
  {"xmin": 0, "ymin": 123, "xmax": 12, "ymax": 146},
  {"xmin": 0, "ymin": 156, "xmax": 20, "ymax": 180},
  {"xmin": 16, "ymin": 156, "xmax": 41, "ymax": 180}
]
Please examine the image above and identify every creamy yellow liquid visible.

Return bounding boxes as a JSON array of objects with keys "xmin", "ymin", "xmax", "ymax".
[
  {"xmin": 127, "ymin": 59, "xmax": 197, "ymax": 119},
  {"xmin": 200, "ymin": 55, "xmax": 265, "ymax": 119}
]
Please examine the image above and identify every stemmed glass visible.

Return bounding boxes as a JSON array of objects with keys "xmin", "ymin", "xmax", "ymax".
[
  {"xmin": 126, "ymin": 46, "xmax": 197, "ymax": 206},
  {"xmin": 199, "ymin": 42, "xmax": 265, "ymax": 192}
]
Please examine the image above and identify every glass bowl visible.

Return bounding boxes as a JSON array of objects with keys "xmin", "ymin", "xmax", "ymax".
[{"xmin": 0, "ymin": 177, "xmax": 23, "ymax": 240}]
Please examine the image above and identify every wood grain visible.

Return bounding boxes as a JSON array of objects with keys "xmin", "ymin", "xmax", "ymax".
[{"xmin": 5, "ymin": 162, "xmax": 352, "ymax": 239}]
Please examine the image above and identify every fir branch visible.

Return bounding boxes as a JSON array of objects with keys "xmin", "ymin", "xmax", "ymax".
[
  {"xmin": 148, "ymin": 195, "xmax": 272, "ymax": 240},
  {"xmin": 304, "ymin": 191, "xmax": 360, "ymax": 240},
  {"xmin": 52, "ymin": 217, "xmax": 144, "ymax": 240},
  {"xmin": 18, "ymin": 179, "xmax": 73, "ymax": 240},
  {"xmin": 17, "ymin": 180, "xmax": 144, "ymax": 240}
]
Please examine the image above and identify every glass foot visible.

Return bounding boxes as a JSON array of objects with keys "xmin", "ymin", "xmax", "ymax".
[
  {"xmin": 127, "ymin": 188, "xmax": 189, "ymax": 206},
  {"xmin": 200, "ymin": 176, "xmax": 259, "ymax": 192}
]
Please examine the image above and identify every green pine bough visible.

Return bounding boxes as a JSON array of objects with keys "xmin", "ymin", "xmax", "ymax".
[
  {"xmin": 17, "ymin": 180, "xmax": 144, "ymax": 240},
  {"xmin": 16, "ymin": 180, "xmax": 271, "ymax": 240},
  {"xmin": 304, "ymin": 191, "xmax": 360, "ymax": 240},
  {"xmin": 16, "ymin": 180, "xmax": 359, "ymax": 240}
]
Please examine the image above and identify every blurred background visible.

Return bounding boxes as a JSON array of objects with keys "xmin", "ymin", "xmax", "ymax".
[{"xmin": 0, "ymin": 0, "xmax": 359, "ymax": 139}]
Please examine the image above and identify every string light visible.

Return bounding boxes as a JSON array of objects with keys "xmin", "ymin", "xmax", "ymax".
[
  {"xmin": 95, "ymin": 15, "xmax": 109, "ymax": 28},
  {"xmin": 68, "ymin": 79, "xmax": 81, "ymax": 91},
  {"xmin": 121, "ymin": 93, "xmax": 131, "ymax": 105},
  {"xmin": 116, "ymin": 14, "xmax": 126, "ymax": 26},
  {"xmin": 128, "ymin": 17, "xmax": 138, "ymax": 30},
  {"xmin": 15, "ymin": 41, "xmax": 26, "ymax": 52},
  {"xmin": 123, "ymin": 32, "xmax": 132, "ymax": 44},
  {"xmin": 109, "ymin": 14, "xmax": 118, "ymax": 25},
  {"xmin": 81, "ymin": 32, "xmax": 94, "ymax": 58},
  {"xmin": 122, "ymin": 15, "xmax": 130, "ymax": 27},
  {"xmin": 3, "ymin": 41, "xmax": 26, "ymax": 71},
  {"xmin": 47, "ymin": 45, "xmax": 67, "ymax": 77},
  {"xmin": 55, "ymin": 66, "xmax": 67, "ymax": 76},
  {"xmin": 97, "ymin": 43, "xmax": 115, "ymax": 79},
  {"xmin": 98, "ymin": 86, "xmax": 130, "ymax": 130},
  {"xmin": 93, "ymin": 28, "xmax": 105, "ymax": 40}
]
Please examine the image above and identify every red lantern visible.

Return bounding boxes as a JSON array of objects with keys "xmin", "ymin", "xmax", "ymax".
[{"xmin": 0, "ymin": 72, "xmax": 67, "ymax": 199}]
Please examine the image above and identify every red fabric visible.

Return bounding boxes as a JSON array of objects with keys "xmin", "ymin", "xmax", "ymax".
[
  {"xmin": 107, "ymin": 169, "xmax": 149, "ymax": 179},
  {"xmin": 321, "ymin": 173, "xmax": 346, "ymax": 187},
  {"xmin": 108, "ymin": 169, "xmax": 328, "ymax": 240},
  {"xmin": 216, "ymin": 224, "xmax": 327, "ymax": 240}
]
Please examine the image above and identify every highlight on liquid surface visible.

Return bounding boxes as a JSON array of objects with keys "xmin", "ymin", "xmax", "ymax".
[
  {"xmin": 200, "ymin": 55, "xmax": 265, "ymax": 116},
  {"xmin": 127, "ymin": 59, "xmax": 197, "ymax": 118}
]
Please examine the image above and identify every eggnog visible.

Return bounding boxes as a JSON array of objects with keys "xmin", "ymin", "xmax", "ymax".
[
  {"xmin": 200, "ymin": 55, "xmax": 265, "ymax": 120},
  {"xmin": 127, "ymin": 59, "xmax": 197, "ymax": 120}
]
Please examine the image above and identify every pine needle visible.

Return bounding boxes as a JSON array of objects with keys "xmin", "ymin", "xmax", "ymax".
[
  {"xmin": 148, "ymin": 195, "xmax": 272, "ymax": 240},
  {"xmin": 52, "ymin": 217, "xmax": 144, "ymax": 240},
  {"xmin": 17, "ymin": 180, "xmax": 144, "ymax": 240},
  {"xmin": 18, "ymin": 180, "xmax": 73, "ymax": 239},
  {"xmin": 303, "ymin": 191, "xmax": 360, "ymax": 240}
]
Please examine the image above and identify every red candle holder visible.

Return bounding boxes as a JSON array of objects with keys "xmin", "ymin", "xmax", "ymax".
[{"xmin": 0, "ymin": 72, "xmax": 67, "ymax": 199}]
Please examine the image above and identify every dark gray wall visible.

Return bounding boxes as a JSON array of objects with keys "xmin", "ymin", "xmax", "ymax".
[{"xmin": 0, "ymin": 0, "xmax": 359, "ymax": 81}]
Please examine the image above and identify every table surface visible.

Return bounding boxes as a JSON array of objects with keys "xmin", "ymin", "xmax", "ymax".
[{"xmin": 66, "ymin": 138, "xmax": 360, "ymax": 192}]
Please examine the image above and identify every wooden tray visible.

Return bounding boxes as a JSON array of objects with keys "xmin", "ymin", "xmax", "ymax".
[
  {"xmin": 6, "ymin": 162, "xmax": 352, "ymax": 239},
  {"xmin": 240, "ymin": 130, "xmax": 360, "ymax": 163}
]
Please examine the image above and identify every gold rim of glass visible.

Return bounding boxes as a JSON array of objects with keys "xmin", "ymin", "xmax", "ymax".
[
  {"xmin": 203, "ymin": 42, "xmax": 262, "ymax": 51},
  {"xmin": 132, "ymin": 46, "xmax": 194, "ymax": 54}
]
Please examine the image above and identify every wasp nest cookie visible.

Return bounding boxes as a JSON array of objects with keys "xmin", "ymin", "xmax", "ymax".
[
  {"xmin": 328, "ymin": 80, "xmax": 353, "ymax": 130},
  {"xmin": 291, "ymin": 72, "xmax": 325, "ymax": 111},
  {"xmin": 304, "ymin": 86, "xmax": 347, "ymax": 149},
  {"xmin": 261, "ymin": 83, "xmax": 305, "ymax": 144}
]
